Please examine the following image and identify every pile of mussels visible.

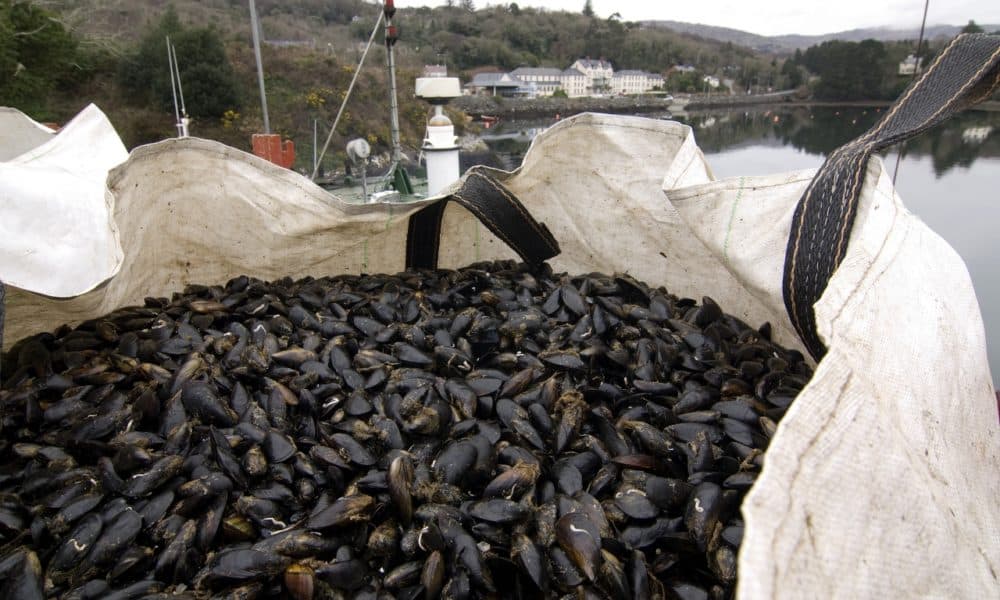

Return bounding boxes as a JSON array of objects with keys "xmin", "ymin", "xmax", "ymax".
[{"xmin": 0, "ymin": 261, "xmax": 811, "ymax": 600}]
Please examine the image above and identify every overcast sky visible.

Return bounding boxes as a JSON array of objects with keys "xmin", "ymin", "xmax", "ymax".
[{"xmin": 391, "ymin": 0, "xmax": 1000, "ymax": 36}]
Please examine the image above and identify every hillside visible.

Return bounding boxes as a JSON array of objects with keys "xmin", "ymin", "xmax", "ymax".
[
  {"xmin": 16, "ymin": 1, "xmax": 785, "ymax": 166},
  {"xmin": 42, "ymin": 0, "xmax": 773, "ymax": 73},
  {"xmin": 768, "ymin": 23, "xmax": 1000, "ymax": 48},
  {"xmin": 12, "ymin": 1, "xmax": 820, "ymax": 173},
  {"xmin": 41, "ymin": 0, "xmax": 376, "ymax": 50},
  {"xmin": 645, "ymin": 20, "xmax": 1000, "ymax": 52},
  {"xmin": 10, "ymin": 1, "xmax": 992, "ymax": 176}
]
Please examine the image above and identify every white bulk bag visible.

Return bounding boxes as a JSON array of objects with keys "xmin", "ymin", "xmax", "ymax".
[
  {"xmin": 0, "ymin": 106, "xmax": 55, "ymax": 161},
  {"xmin": 3, "ymin": 114, "xmax": 731, "ymax": 350},
  {"xmin": 0, "ymin": 104, "xmax": 128, "ymax": 297},
  {"xmin": 670, "ymin": 161, "xmax": 998, "ymax": 598},
  {"xmin": 665, "ymin": 35, "xmax": 1000, "ymax": 596}
]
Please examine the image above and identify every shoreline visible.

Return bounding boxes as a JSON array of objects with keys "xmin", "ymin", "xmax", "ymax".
[
  {"xmin": 455, "ymin": 95, "xmax": 1000, "ymax": 119},
  {"xmin": 453, "ymin": 95, "xmax": 675, "ymax": 120}
]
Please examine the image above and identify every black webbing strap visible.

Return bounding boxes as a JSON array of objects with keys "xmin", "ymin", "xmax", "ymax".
[
  {"xmin": 783, "ymin": 33, "xmax": 1000, "ymax": 361},
  {"xmin": 406, "ymin": 169, "xmax": 560, "ymax": 269}
]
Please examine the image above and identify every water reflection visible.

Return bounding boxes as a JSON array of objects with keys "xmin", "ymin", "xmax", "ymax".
[
  {"xmin": 478, "ymin": 120, "xmax": 554, "ymax": 171},
  {"xmin": 477, "ymin": 106, "xmax": 1000, "ymax": 384},
  {"xmin": 482, "ymin": 107, "xmax": 999, "ymax": 175},
  {"xmin": 671, "ymin": 106, "xmax": 1000, "ymax": 176}
]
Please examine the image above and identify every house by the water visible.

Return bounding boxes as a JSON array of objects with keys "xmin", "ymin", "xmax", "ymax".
[{"xmin": 465, "ymin": 58, "xmax": 664, "ymax": 98}]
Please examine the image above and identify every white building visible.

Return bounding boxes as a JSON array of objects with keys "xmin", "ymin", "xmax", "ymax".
[
  {"xmin": 506, "ymin": 66, "xmax": 589, "ymax": 98},
  {"xmin": 510, "ymin": 67, "xmax": 565, "ymax": 98},
  {"xmin": 571, "ymin": 58, "xmax": 614, "ymax": 95},
  {"xmin": 899, "ymin": 54, "xmax": 922, "ymax": 76},
  {"xmin": 465, "ymin": 72, "xmax": 524, "ymax": 97},
  {"xmin": 466, "ymin": 59, "xmax": 672, "ymax": 98},
  {"xmin": 612, "ymin": 70, "xmax": 664, "ymax": 95},
  {"xmin": 560, "ymin": 68, "xmax": 587, "ymax": 97},
  {"xmin": 961, "ymin": 126, "xmax": 993, "ymax": 143}
]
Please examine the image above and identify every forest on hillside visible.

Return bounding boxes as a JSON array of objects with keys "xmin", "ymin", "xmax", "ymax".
[{"xmin": 2, "ymin": 0, "xmax": 984, "ymax": 172}]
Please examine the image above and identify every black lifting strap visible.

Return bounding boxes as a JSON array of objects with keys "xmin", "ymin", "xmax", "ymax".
[
  {"xmin": 406, "ymin": 168, "xmax": 561, "ymax": 270},
  {"xmin": 783, "ymin": 33, "xmax": 1000, "ymax": 361}
]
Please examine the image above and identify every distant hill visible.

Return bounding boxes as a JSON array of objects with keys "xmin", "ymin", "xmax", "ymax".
[
  {"xmin": 644, "ymin": 21, "xmax": 1000, "ymax": 52},
  {"xmin": 42, "ymin": 0, "xmax": 374, "ymax": 48},
  {"xmin": 640, "ymin": 22, "xmax": 780, "ymax": 52},
  {"xmin": 28, "ymin": 0, "xmax": 786, "ymax": 170},
  {"xmin": 44, "ymin": 1, "xmax": 776, "ymax": 76}
]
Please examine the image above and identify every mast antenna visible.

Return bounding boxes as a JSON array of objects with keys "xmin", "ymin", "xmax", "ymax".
[
  {"xmin": 384, "ymin": 0, "xmax": 403, "ymax": 169},
  {"xmin": 169, "ymin": 38, "xmax": 189, "ymax": 137},
  {"xmin": 249, "ymin": 0, "xmax": 271, "ymax": 134},
  {"xmin": 166, "ymin": 36, "xmax": 189, "ymax": 137},
  {"xmin": 311, "ymin": 6, "xmax": 385, "ymax": 180}
]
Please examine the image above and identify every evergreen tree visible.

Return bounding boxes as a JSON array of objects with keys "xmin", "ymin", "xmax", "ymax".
[
  {"xmin": 117, "ymin": 6, "xmax": 182, "ymax": 104},
  {"xmin": 0, "ymin": 2, "xmax": 14, "ymax": 79},
  {"xmin": 802, "ymin": 39, "xmax": 889, "ymax": 100},
  {"xmin": 0, "ymin": 1, "xmax": 81, "ymax": 113},
  {"xmin": 781, "ymin": 58, "xmax": 803, "ymax": 88},
  {"xmin": 118, "ymin": 7, "xmax": 239, "ymax": 119},
  {"xmin": 961, "ymin": 20, "xmax": 984, "ymax": 34},
  {"xmin": 583, "ymin": 0, "xmax": 594, "ymax": 17}
]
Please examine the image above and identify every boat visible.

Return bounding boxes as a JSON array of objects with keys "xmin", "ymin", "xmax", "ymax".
[{"xmin": 247, "ymin": 0, "xmax": 462, "ymax": 204}]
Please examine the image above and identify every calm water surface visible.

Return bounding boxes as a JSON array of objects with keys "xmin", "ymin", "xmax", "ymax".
[{"xmin": 481, "ymin": 107, "xmax": 1000, "ymax": 384}]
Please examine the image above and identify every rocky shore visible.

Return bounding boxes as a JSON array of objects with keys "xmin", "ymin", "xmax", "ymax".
[
  {"xmin": 452, "ymin": 90, "xmax": 810, "ymax": 119},
  {"xmin": 453, "ymin": 95, "xmax": 676, "ymax": 119},
  {"xmin": 454, "ymin": 91, "xmax": 999, "ymax": 120}
]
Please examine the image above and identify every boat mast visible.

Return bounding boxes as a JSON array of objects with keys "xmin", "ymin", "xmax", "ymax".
[
  {"xmin": 384, "ymin": 0, "xmax": 402, "ymax": 167},
  {"xmin": 891, "ymin": 0, "xmax": 930, "ymax": 184},
  {"xmin": 167, "ymin": 36, "xmax": 182, "ymax": 135},
  {"xmin": 168, "ymin": 39, "xmax": 190, "ymax": 137},
  {"xmin": 310, "ymin": 8, "xmax": 385, "ymax": 181},
  {"xmin": 248, "ymin": 0, "xmax": 270, "ymax": 134}
]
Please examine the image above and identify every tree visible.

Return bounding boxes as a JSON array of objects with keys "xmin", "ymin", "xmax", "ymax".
[
  {"xmin": 667, "ymin": 69, "xmax": 704, "ymax": 93},
  {"xmin": 802, "ymin": 39, "xmax": 889, "ymax": 100},
  {"xmin": 168, "ymin": 30, "xmax": 240, "ymax": 118},
  {"xmin": 781, "ymin": 58, "xmax": 803, "ymax": 88},
  {"xmin": 118, "ymin": 6, "xmax": 182, "ymax": 103},
  {"xmin": 0, "ymin": 3, "xmax": 17, "ymax": 91},
  {"xmin": 0, "ymin": 1, "xmax": 81, "ymax": 114},
  {"xmin": 460, "ymin": 0, "xmax": 475, "ymax": 12},
  {"xmin": 118, "ymin": 7, "xmax": 239, "ymax": 119},
  {"xmin": 961, "ymin": 20, "xmax": 984, "ymax": 34},
  {"xmin": 583, "ymin": 0, "xmax": 594, "ymax": 17}
]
